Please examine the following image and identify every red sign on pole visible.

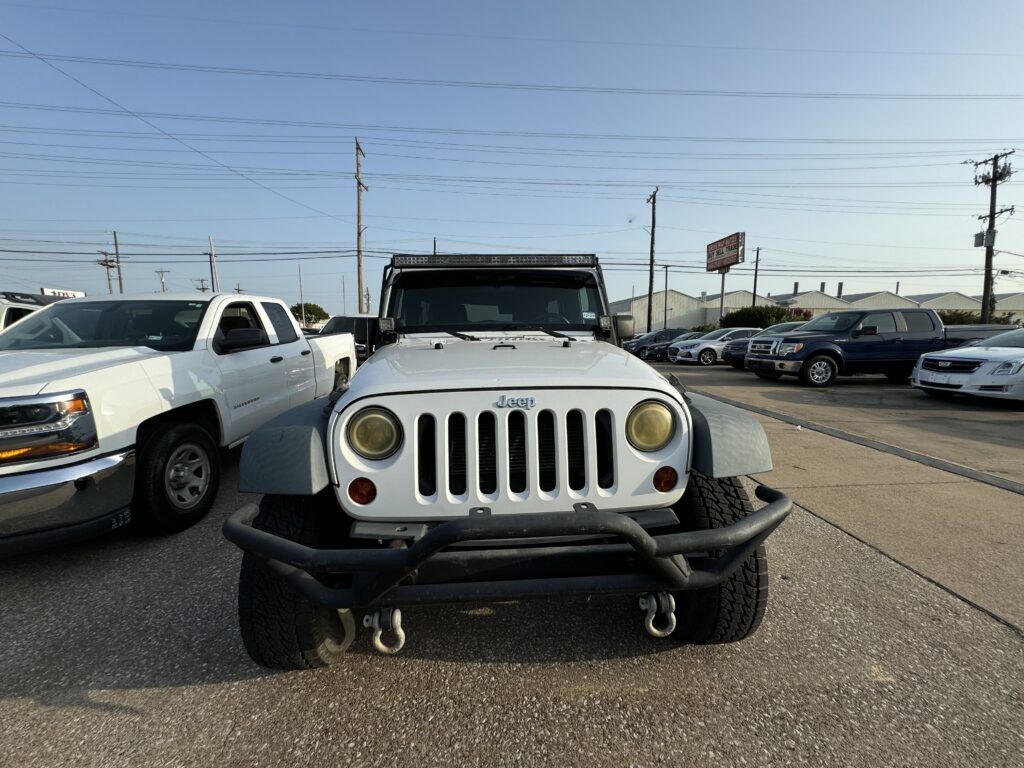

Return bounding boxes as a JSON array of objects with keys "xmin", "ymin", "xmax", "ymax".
[{"xmin": 706, "ymin": 232, "xmax": 745, "ymax": 272}]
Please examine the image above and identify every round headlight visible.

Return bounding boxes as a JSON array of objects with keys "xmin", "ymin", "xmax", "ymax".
[
  {"xmin": 346, "ymin": 407, "xmax": 402, "ymax": 460},
  {"xmin": 626, "ymin": 401, "xmax": 675, "ymax": 452}
]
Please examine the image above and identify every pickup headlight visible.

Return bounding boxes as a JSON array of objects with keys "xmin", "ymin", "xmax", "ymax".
[
  {"xmin": 777, "ymin": 342, "xmax": 804, "ymax": 356},
  {"xmin": 0, "ymin": 391, "xmax": 97, "ymax": 465},
  {"xmin": 993, "ymin": 360, "xmax": 1024, "ymax": 375},
  {"xmin": 346, "ymin": 407, "xmax": 402, "ymax": 460},
  {"xmin": 626, "ymin": 401, "xmax": 675, "ymax": 452}
]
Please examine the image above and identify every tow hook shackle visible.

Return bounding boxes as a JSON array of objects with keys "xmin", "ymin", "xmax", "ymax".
[
  {"xmin": 638, "ymin": 592, "xmax": 677, "ymax": 638},
  {"xmin": 363, "ymin": 607, "xmax": 406, "ymax": 655}
]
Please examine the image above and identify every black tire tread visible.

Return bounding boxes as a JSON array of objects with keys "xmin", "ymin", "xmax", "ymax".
[
  {"xmin": 238, "ymin": 494, "xmax": 351, "ymax": 670},
  {"xmin": 676, "ymin": 474, "xmax": 769, "ymax": 644},
  {"xmin": 134, "ymin": 422, "xmax": 220, "ymax": 534}
]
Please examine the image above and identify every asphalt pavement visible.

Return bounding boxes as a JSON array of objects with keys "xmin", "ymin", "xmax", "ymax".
[{"xmin": 1, "ymin": 377, "xmax": 1022, "ymax": 767}]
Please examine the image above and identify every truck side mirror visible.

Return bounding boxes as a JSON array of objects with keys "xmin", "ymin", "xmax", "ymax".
[
  {"xmin": 220, "ymin": 327, "xmax": 268, "ymax": 353},
  {"xmin": 613, "ymin": 314, "xmax": 635, "ymax": 341}
]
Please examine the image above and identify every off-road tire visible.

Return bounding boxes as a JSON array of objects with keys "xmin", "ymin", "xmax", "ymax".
[
  {"xmin": 238, "ymin": 493, "xmax": 357, "ymax": 670},
  {"xmin": 697, "ymin": 348, "xmax": 717, "ymax": 366},
  {"xmin": 134, "ymin": 422, "xmax": 220, "ymax": 534},
  {"xmin": 799, "ymin": 355, "xmax": 838, "ymax": 387},
  {"xmin": 755, "ymin": 371, "xmax": 782, "ymax": 380},
  {"xmin": 672, "ymin": 474, "xmax": 769, "ymax": 644}
]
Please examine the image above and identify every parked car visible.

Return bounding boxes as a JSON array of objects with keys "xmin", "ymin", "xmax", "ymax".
[
  {"xmin": 625, "ymin": 327, "xmax": 691, "ymax": 357},
  {"xmin": 911, "ymin": 327, "xmax": 1024, "ymax": 401},
  {"xmin": 744, "ymin": 308, "xmax": 1009, "ymax": 387},
  {"xmin": 668, "ymin": 327, "xmax": 761, "ymax": 366},
  {"xmin": 722, "ymin": 322, "xmax": 806, "ymax": 369},
  {"xmin": 0, "ymin": 291, "xmax": 62, "ymax": 329},
  {"xmin": 640, "ymin": 331, "xmax": 702, "ymax": 361},
  {"xmin": 0, "ymin": 293, "xmax": 356, "ymax": 555},
  {"xmin": 321, "ymin": 314, "xmax": 379, "ymax": 361}
]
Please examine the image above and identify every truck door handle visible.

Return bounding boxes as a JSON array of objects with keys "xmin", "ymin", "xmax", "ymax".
[
  {"xmin": 300, "ymin": 349, "xmax": 311, "ymax": 356},
  {"xmin": 270, "ymin": 355, "xmax": 283, "ymax": 363}
]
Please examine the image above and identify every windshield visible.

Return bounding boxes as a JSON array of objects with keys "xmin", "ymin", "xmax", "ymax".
[
  {"xmin": 797, "ymin": 312, "xmax": 860, "ymax": 333},
  {"xmin": 0, "ymin": 299, "xmax": 209, "ymax": 352},
  {"xmin": 696, "ymin": 328, "xmax": 732, "ymax": 341},
  {"xmin": 321, "ymin": 315, "xmax": 378, "ymax": 341},
  {"xmin": 389, "ymin": 269, "xmax": 603, "ymax": 333},
  {"xmin": 979, "ymin": 328, "xmax": 1024, "ymax": 348},
  {"xmin": 758, "ymin": 322, "xmax": 804, "ymax": 336}
]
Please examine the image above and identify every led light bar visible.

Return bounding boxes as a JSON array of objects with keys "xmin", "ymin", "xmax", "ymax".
[{"xmin": 391, "ymin": 253, "xmax": 597, "ymax": 268}]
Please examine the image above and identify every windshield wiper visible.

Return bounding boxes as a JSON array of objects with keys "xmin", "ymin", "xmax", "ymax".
[
  {"xmin": 503, "ymin": 324, "xmax": 576, "ymax": 341},
  {"xmin": 441, "ymin": 329, "xmax": 480, "ymax": 342}
]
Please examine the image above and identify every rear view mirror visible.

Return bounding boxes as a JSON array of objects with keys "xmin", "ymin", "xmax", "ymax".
[{"xmin": 613, "ymin": 314, "xmax": 635, "ymax": 341}]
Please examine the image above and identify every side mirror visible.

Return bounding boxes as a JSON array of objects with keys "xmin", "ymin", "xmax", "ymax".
[
  {"xmin": 613, "ymin": 314, "xmax": 635, "ymax": 341},
  {"xmin": 855, "ymin": 325, "xmax": 878, "ymax": 337},
  {"xmin": 220, "ymin": 327, "xmax": 267, "ymax": 353}
]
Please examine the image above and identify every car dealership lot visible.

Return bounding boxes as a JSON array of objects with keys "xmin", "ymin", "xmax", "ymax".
[{"xmin": 1, "ymin": 383, "xmax": 1022, "ymax": 767}]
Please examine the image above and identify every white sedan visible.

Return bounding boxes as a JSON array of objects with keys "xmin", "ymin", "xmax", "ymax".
[
  {"xmin": 667, "ymin": 327, "xmax": 761, "ymax": 366},
  {"xmin": 911, "ymin": 327, "xmax": 1024, "ymax": 401}
]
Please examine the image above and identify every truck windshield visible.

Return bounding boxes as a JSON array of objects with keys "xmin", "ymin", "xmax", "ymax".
[
  {"xmin": 981, "ymin": 328, "xmax": 1024, "ymax": 348},
  {"xmin": 0, "ymin": 299, "xmax": 210, "ymax": 352},
  {"xmin": 797, "ymin": 313, "xmax": 860, "ymax": 333},
  {"xmin": 389, "ymin": 270, "xmax": 604, "ymax": 333}
]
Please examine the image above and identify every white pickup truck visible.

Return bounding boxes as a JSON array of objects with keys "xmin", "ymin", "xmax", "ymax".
[{"xmin": 0, "ymin": 293, "xmax": 355, "ymax": 555}]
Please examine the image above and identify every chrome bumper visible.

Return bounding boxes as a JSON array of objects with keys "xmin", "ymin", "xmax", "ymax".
[{"xmin": 0, "ymin": 451, "xmax": 135, "ymax": 543}]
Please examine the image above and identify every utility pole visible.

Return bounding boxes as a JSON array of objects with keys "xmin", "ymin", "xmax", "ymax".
[
  {"xmin": 194, "ymin": 278, "xmax": 209, "ymax": 292},
  {"xmin": 112, "ymin": 230, "xmax": 124, "ymax": 294},
  {"xmin": 970, "ymin": 151, "xmax": 1015, "ymax": 322},
  {"xmin": 355, "ymin": 138, "xmax": 368, "ymax": 314},
  {"xmin": 96, "ymin": 251, "xmax": 115, "ymax": 294},
  {"xmin": 234, "ymin": 283, "xmax": 244, "ymax": 294},
  {"xmin": 208, "ymin": 235, "xmax": 220, "ymax": 292},
  {"xmin": 364, "ymin": 287, "xmax": 372, "ymax": 315},
  {"xmin": 751, "ymin": 247, "xmax": 761, "ymax": 307},
  {"xmin": 662, "ymin": 265, "xmax": 668, "ymax": 329},
  {"xmin": 342, "ymin": 275, "xmax": 347, "ymax": 314},
  {"xmin": 433, "ymin": 237, "xmax": 437, "ymax": 255},
  {"xmin": 155, "ymin": 269, "xmax": 169, "ymax": 292},
  {"xmin": 298, "ymin": 263, "xmax": 306, "ymax": 327},
  {"xmin": 645, "ymin": 186, "xmax": 658, "ymax": 333}
]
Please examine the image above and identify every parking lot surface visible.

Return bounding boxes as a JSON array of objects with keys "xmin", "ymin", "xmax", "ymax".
[
  {"xmin": 2, "ymin": 425, "xmax": 1022, "ymax": 766},
  {"xmin": 655, "ymin": 363, "xmax": 1024, "ymax": 486}
]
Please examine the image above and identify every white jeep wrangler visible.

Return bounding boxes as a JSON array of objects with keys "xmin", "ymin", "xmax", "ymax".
[{"xmin": 224, "ymin": 254, "xmax": 791, "ymax": 668}]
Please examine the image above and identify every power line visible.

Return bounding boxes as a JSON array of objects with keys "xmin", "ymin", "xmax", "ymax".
[{"xmin": 2, "ymin": 50, "xmax": 1022, "ymax": 100}]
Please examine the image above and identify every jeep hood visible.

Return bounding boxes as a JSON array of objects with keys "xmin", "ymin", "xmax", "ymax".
[
  {"xmin": 347, "ymin": 337, "xmax": 679, "ymax": 397},
  {"xmin": 0, "ymin": 347, "xmax": 159, "ymax": 396}
]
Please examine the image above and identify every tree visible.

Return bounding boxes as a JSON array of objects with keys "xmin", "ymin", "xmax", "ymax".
[
  {"xmin": 290, "ymin": 302, "xmax": 329, "ymax": 325},
  {"xmin": 937, "ymin": 309, "xmax": 1013, "ymax": 326},
  {"xmin": 720, "ymin": 305, "xmax": 810, "ymax": 328}
]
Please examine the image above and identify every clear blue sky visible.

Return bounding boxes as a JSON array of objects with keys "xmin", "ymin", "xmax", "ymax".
[{"xmin": 1, "ymin": 0, "xmax": 1023, "ymax": 313}]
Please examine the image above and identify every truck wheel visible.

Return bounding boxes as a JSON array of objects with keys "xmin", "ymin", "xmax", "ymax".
[
  {"xmin": 697, "ymin": 348, "xmax": 717, "ymax": 366},
  {"xmin": 238, "ymin": 493, "xmax": 357, "ymax": 670},
  {"xmin": 134, "ymin": 422, "xmax": 220, "ymax": 533},
  {"xmin": 755, "ymin": 371, "xmax": 782, "ymax": 380},
  {"xmin": 800, "ymin": 355, "xmax": 837, "ymax": 387},
  {"xmin": 672, "ymin": 474, "xmax": 768, "ymax": 644}
]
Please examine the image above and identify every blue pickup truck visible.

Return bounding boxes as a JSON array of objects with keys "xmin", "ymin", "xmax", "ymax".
[{"xmin": 744, "ymin": 308, "xmax": 1008, "ymax": 387}]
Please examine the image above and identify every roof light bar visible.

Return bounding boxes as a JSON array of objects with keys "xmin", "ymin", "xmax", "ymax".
[{"xmin": 391, "ymin": 254, "xmax": 597, "ymax": 268}]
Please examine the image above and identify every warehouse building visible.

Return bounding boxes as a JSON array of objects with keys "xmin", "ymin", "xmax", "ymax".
[
  {"xmin": 767, "ymin": 289, "xmax": 850, "ymax": 317},
  {"xmin": 841, "ymin": 291, "xmax": 919, "ymax": 309},
  {"xmin": 608, "ymin": 289, "xmax": 705, "ymax": 333},
  {"xmin": 907, "ymin": 292, "xmax": 982, "ymax": 312}
]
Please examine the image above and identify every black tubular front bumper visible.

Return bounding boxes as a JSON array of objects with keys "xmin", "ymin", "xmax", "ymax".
[{"xmin": 223, "ymin": 485, "xmax": 792, "ymax": 610}]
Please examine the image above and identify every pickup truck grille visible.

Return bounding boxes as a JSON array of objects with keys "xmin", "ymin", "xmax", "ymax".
[
  {"xmin": 418, "ymin": 408, "xmax": 614, "ymax": 499},
  {"xmin": 749, "ymin": 339, "xmax": 777, "ymax": 356},
  {"xmin": 921, "ymin": 358, "xmax": 983, "ymax": 373}
]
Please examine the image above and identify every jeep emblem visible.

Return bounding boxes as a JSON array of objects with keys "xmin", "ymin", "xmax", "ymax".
[{"xmin": 495, "ymin": 394, "xmax": 536, "ymax": 409}]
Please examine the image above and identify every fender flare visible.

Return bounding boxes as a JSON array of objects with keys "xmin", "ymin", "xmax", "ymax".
[
  {"xmin": 238, "ymin": 398, "xmax": 331, "ymax": 495},
  {"xmin": 685, "ymin": 392, "xmax": 773, "ymax": 478}
]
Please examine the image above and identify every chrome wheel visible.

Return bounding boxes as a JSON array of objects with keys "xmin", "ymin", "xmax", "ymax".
[
  {"xmin": 164, "ymin": 442, "xmax": 211, "ymax": 510},
  {"xmin": 808, "ymin": 360, "xmax": 833, "ymax": 385},
  {"xmin": 698, "ymin": 349, "xmax": 716, "ymax": 366}
]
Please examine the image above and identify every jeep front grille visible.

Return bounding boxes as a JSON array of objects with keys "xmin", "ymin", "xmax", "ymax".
[{"xmin": 417, "ymin": 407, "xmax": 617, "ymax": 499}]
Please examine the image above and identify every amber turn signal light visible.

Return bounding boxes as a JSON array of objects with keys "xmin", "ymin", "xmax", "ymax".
[
  {"xmin": 348, "ymin": 477, "xmax": 377, "ymax": 505},
  {"xmin": 653, "ymin": 466, "xmax": 678, "ymax": 492}
]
